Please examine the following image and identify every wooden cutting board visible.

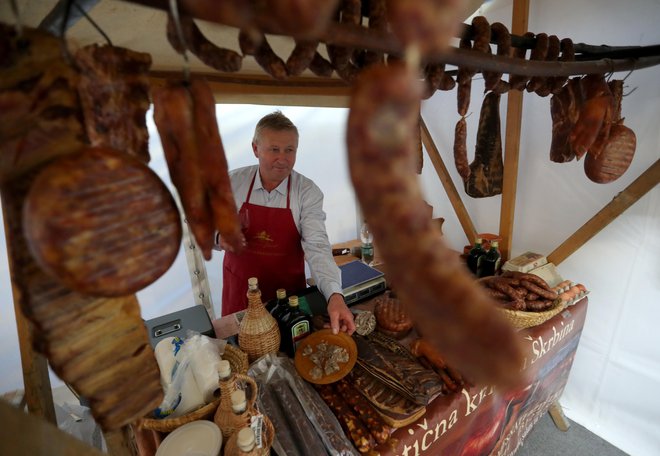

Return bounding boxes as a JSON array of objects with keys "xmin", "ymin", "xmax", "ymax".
[{"xmin": 23, "ymin": 146, "xmax": 182, "ymax": 297}]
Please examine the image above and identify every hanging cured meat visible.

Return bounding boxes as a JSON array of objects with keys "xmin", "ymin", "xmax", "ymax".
[
  {"xmin": 166, "ymin": 14, "xmax": 242, "ymax": 73},
  {"xmin": 465, "ymin": 92, "xmax": 504, "ymax": 198},
  {"xmin": 584, "ymin": 80, "xmax": 635, "ymax": 183},
  {"xmin": 23, "ymin": 147, "xmax": 181, "ymax": 296},
  {"xmin": 570, "ymin": 74, "xmax": 613, "ymax": 160},
  {"xmin": 549, "ymin": 77, "xmax": 583, "ymax": 163},
  {"xmin": 0, "ymin": 24, "xmax": 163, "ymax": 431},
  {"xmin": 0, "ymin": 24, "xmax": 85, "ymax": 184},
  {"xmin": 153, "ymin": 79, "xmax": 244, "ymax": 259},
  {"xmin": 584, "ymin": 123, "xmax": 636, "ymax": 183}
]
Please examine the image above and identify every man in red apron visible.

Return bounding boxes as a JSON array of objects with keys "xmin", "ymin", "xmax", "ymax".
[{"xmin": 218, "ymin": 111, "xmax": 355, "ymax": 335}]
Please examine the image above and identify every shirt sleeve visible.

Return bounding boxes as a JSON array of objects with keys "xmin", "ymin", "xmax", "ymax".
[{"xmin": 298, "ymin": 178, "xmax": 343, "ymax": 301}]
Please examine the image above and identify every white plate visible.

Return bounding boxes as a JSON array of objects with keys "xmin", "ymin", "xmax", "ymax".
[{"xmin": 156, "ymin": 420, "xmax": 222, "ymax": 456}]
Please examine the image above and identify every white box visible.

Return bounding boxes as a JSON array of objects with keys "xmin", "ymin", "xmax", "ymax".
[
  {"xmin": 529, "ymin": 263, "xmax": 564, "ymax": 288},
  {"xmin": 502, "ymin": 251, "xmax": 548, "ymax": 273}
]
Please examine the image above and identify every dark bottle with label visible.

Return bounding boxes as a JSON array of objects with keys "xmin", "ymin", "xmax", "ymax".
[
  {"xmin": 280, "ymin": 295, "xmax": 312, "ymax": 358},
  {"xmin": 467, "ymin": 238, "xmax": 486, "ymax": 275},
  {"xmin": 269, "ymin": 288, "xmax": 288, "ymax": 320},
  {"xmin": 478, "ymin": 241, "xmax": 501, "ymax": 278}
]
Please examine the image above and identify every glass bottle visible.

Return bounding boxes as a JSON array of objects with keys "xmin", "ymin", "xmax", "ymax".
[
  {"xmin": 239, "ymin": 277, "xmax": 281, "ymax": 362},
  {"xmin": 478, "ymin": 241, "xmax": 502, "ymax": 278},
  {"xmin": 360, "ymin": 221, "xmax": 374, "ymax": 266},
  {"xmin": 280, "ymin": 296, "xmax": 312, "ymax": 358},
  {"xmin": 467, "ymin": 238, "xmax": 486, "ymax": 275},
  {"xmin": 269, "ymin": 288, "xmax": 288, "ymax": 322}
]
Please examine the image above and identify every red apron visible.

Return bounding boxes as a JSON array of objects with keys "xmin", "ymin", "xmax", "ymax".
[{"xmin": 222, "ymin": 171, "xmax": 306, "ymax": 316}]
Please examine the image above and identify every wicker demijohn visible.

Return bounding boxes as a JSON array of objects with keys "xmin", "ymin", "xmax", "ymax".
[
  {"xmin": 214, "ymin": 371, "xmax": 258, "ymax": 439},
  {"xmin": 238, "ymin": 277, "xmax": 281, "ymax": 362},
  {"xmin": 138, "ymin": 345, "xmax": 249, "ymax": 433}
]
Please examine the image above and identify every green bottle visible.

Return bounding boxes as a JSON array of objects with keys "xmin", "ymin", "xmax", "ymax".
[
  {"xmin": 478, "ymin": 241, "xmax": 501, "ymax": 278},
  {"xmin": 269, "ymin": 288, "xmax": 288, "ymax": 321},
  {"xmin": 467, "ymin": 238, "xmax": 486, "ymax": 275}
]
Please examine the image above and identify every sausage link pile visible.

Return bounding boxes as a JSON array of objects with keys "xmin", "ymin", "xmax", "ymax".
[{"xmin": 478, "ymin": 271, "xmax": 559, "ymax": 312}]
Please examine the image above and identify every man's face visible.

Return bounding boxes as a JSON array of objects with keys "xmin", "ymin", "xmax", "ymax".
[{"xmin": 252, "ymin": 128, "xmax": 298, "ymax": 187}]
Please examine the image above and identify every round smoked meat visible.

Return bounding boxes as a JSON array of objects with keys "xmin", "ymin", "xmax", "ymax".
[
  {"xmin": 584, "ymin": 124, "xmax": 636, "ymax": 183},
  {"xmin": 23, "ymin": 147, "xmax": 182, "ymax": 296}
]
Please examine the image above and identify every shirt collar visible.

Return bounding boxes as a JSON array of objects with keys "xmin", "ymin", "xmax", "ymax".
[{"xmin": 254, "ymin": 168, "xmax": 289, "ymax": 195}]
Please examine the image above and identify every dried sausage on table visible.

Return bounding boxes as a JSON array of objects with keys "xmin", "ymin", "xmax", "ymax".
[
  {"xmin": 347, "ymin": 61, "xmax": 525, "ymax": 389},
  {"xmin": 318, "ymin": 384, "xmax": 375, "ymax": 453},
  {"xmin": 270, "ymin": 380, "xmax": 328, "ymax": 455},
  {"xmin": 336, "ymin": 379, "xmax": 392, "ymax": 445}
]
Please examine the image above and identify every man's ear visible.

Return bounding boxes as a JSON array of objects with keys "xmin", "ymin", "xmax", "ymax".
[{"xmin": 251, "ymin": 141, "xmax": 258, "ymax": 157}]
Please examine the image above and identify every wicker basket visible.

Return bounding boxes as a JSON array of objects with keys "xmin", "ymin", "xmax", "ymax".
[
  {"xmin": 499, "ymin": 300, "xmax": 567, "ymax": 329},
  {"xmin": 138, "ymin": 398, "xmax": 220, "ymax": 433},
  {"xmin": 138, "ymin": 345, "xmax": 249, "ymax": 432},
  {"xmin": 222, "ymin": 415, "xmax": 274, "ymax": 456}
]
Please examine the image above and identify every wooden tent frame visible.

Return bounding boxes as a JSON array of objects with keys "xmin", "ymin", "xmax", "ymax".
[{"xmin": 2, "ymin": 0, "xmax": 659, "ymax": 454}]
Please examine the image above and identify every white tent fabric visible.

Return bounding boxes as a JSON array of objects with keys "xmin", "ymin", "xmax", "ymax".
[{"xmin": 1, "ymin": 1, "xmax": 659, "ymax": 455}]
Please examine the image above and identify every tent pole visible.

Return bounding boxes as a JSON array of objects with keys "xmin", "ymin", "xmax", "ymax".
[
  {"xmin": 548, "ymin": 159, "xmax": 660, "ymax": 266},
  {"xmin": 499, "ymin": 0, "xmax": 530, "ymax": 261},
  {"xmin": 420, "ymin": 118, "xmax": 477, "ymax": 245}
]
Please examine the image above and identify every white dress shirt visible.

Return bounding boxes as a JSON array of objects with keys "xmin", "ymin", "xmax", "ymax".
[{"xmin": 228, "ymin": 165, "xmax": 343, "ymax": 301}]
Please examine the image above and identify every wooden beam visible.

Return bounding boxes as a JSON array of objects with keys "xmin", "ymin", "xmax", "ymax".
[
  {"xmin": 498, "ymin": 0, "xmax": 529, "ymax": 261},
  {"xmin": 149, "ymin": 72, "xmax": 351, "ymax": 107},
  {"xmin": 547, "ymin": 159, "xmax": 660, "ymax": 265},
  {"xmin": 1, "ymin": 200, "xmax": 56, "ymax": 425},
  {"xmin": 420, "ymin": 118, "xmax": 477, "ymax": 245},
  {"xmin": 0, "ymin": 399, "xmax": 103, "ymax": 455}
]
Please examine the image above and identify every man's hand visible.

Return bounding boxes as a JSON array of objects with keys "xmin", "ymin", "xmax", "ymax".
[{"xmin": 326, "ymin": 293, "xmax": 356, "ymax": 335}]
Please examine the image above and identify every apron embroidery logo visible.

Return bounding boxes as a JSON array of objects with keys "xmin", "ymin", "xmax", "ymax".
[{"xmin": 254, "ymin": 230, "xmax": 273, "ymax": 242}]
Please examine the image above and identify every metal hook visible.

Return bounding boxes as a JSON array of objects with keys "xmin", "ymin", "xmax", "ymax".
[
  {"xmin": 622, "ymin": 62, "xmax": 636, "ymax": 82},
  {"xmin": 73, "ymin": 1, "xmax": 113, "ymax": 46},
  {"xmin": 9, "ymin": 0, "xmax": 23, "ymax": 36},
  {"xmin": 59, "ymin": 0, "xmax": 74, "ymax": 63},
  {"xmin": 168, "ymin": 0, "xmax": 190, "ymax": 82},
  {"xmin": 622, "ymin": 86, "xmax": 638, "ymax": 97}
]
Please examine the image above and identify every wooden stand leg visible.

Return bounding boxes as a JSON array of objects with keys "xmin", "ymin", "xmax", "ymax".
[{"xmin": 548, "ymin": 401, "xmax": 571, "ymax": 431}]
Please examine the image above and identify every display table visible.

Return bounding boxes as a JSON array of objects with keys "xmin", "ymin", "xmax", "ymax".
[
  {"xmin": 208, "ymin": 295, "xmax": 587, "ymax": 456},
  {"xmin": 371, "ymin": 298, "xmax": 588, "ymax": 456}
]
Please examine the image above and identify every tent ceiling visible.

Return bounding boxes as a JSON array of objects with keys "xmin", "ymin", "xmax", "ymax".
[{"xmin": 1, "ymin": 0, "xmax": 488, "ymax": 77}]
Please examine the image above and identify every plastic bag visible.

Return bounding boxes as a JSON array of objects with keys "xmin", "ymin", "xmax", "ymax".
[
  {"xmin": 249, "ymin": 354, "xmax": 358, "ymax": 456},
  {"xmin": 55, "ymin": 402, "xmax": 106, "ymax": 452},
  {"xmin": 153, "ymin": 331, "xmax": 227, "ymax": 418}
]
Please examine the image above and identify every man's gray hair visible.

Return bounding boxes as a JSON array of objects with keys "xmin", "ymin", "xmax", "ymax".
[{"xmin": 253, "ymin": 110, "xmax": 299, "ymax": 143}]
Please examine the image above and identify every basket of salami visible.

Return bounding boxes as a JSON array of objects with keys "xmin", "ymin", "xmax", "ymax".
[
  {"xmin": 478, "ymin": 272, "xmax": 566, "ymax": 329},
  {"xmin": 138, "ymin": 344, "xmax": 249, "ymax": 433}
]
